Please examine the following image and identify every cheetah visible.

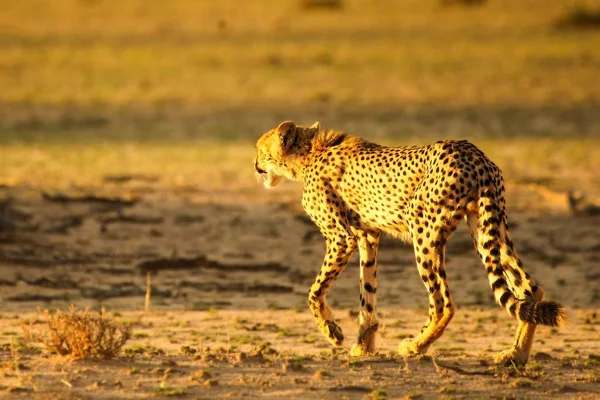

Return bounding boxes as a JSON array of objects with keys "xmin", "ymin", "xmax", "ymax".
[{"xmin": 253, "ymin": 121, "xmax": 566, "ymax": 365}]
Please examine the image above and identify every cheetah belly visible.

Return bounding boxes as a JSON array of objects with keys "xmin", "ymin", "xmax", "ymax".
[{"xmin": 337, "ymin": 186, "xmax": 411, "ymax": 239}]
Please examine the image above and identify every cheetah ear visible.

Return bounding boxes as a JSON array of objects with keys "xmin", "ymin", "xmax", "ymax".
[
  {"xmin": 277, "ymin": 121, "xmax": 297, "ymax": 153},
  {"xmin": 309, "ymin": 121, "xmax": 321, "ymax": 131}
]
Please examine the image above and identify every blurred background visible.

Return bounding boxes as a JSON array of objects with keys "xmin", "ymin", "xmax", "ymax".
[{"xmin": 0, "ymin": 0, "xmax": 599, "ymax": 313}]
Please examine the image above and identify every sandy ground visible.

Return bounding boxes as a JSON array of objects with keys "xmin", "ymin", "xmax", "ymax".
[
  {"xmin": 0, "ymin": 309, "xmax": 599, "ymax": 399},
  {"xmin": 1, "ymin": 179, "xmax": 600, "ymax": 398}
]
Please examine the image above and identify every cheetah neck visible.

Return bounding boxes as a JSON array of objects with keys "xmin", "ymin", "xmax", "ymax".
[{"xmin": 277, "ymin": 129, "xmax": 352, "ymax": 183}]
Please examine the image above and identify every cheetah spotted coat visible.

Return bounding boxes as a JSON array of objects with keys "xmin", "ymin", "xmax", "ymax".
[{"xmin": 254, "ymin": 121, "xmax": 565, "ymax": 365}]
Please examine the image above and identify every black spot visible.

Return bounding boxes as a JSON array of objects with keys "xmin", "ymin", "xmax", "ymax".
[
  {"xmin": 499, "ymin": 291, "xmax": 512, "ymax": 307},
  {"xmin": 492, "ymin": 278, "xmax": 507, "ymax": 290}
]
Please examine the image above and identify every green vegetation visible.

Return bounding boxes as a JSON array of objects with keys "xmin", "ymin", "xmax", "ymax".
[{"xmin": 153, "ymin": 382, "xmax": 185, "ymax": 397}]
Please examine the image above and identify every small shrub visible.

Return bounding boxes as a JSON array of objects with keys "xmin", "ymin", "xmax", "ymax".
[
  {"xmin": 22, "ymin": 306, "xmax": 131, "ymax": 359},
  {"xmin": 554, "ymin": 7, "xmax": 600, "ymax": 30}
]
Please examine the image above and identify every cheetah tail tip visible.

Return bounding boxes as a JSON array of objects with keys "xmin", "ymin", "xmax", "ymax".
[
  {"xmin": 539, "ymin": 300, "xmax": 568, "ymax": 327},
  {"xmin": 518, "ymin": 299, "xmax": 567, "ymax": 327}
]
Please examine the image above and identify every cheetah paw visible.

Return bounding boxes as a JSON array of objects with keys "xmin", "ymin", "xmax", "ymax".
[
  {"xmin": 398, "ymin": 338, "xmax": 421, "ymax": 357},
  {"xmin": 323, "ymin": 320, "xmax": 344, "ymax": 346},
  {"xmin": 493, "ymin": 349, "xmax": 528, "ymax": 366},
  {"xmin": 350, "ymin": 343, "xmax": 375, "ymax": 357}
]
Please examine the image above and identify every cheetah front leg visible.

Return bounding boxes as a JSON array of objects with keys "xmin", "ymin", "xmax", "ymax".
[
  {"xmin": 308, "ymin": 235, "xmax": 356, "ymax": 347},
  {"xmin": 350, "ymin": 229, "xmax": 381, "ymax": 357},
  {"xmin": 303, "ymin": 180, "xmax": 358, "ymax": 347}
]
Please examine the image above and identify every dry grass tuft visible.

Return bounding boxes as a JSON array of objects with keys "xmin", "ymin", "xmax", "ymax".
[{"xmin": 22, "ymin": 306, "xmax": 131, "ymax": 359}]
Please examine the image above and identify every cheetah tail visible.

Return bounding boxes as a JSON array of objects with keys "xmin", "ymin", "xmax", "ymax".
[
  {"xmin": 472, "ymin": 189, "xmax": 567, "ymax": 328},
  {"xmin": 516, "ymin": 298, "xmax": 568, "ymax": 327}
]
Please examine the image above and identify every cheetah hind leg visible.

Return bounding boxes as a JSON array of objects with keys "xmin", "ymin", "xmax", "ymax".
[
  {"xmin": 467, "ymin": 210, "xmax": 560, "ymax": 365},
  {"xmin": 493, "ymin": 259, "xmax": 546, "ymax": 366},
  {"xmin": 398, "ymin": 220, "xmax": 458, "ymax": 358},
  {"xmin": 493, "ymin": 290, "xmax": 543, "ymax": 366},
  {"xmin": 350, "ymin": 229, "xmax": 381, "ymax": 357}
]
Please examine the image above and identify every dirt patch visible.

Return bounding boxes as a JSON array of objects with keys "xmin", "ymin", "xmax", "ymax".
[
  {"xmin": 1, "ymin": 181, "xmax": 600, "ymax": 397},
  {"xmin": 1, "ymin": 181, "xmax": 600, "ymax": 313},
  {"xmin": 1, "ymin": 309, "xmax": 599, "ymax": 399}
]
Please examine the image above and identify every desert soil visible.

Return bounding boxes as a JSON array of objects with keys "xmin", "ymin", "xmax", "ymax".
[{"xmin": 1, "ymin": 178, "xmax": 600, "ymax": 399}]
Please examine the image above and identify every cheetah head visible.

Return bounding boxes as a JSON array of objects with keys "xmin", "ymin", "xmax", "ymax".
[{"xmin": 254, "ymin": 120, "xmax": 321, "ymax": 188}]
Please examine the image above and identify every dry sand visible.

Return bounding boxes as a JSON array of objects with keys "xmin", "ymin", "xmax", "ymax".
[{"xmin": 1, "ymin": 178, "xmax": 600, "ymax": 398}]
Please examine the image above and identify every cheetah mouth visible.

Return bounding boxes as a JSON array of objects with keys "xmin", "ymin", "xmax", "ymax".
[
  {"xmin": 254, "ymin": 160, "xmax": 267, "ymax": 175},
  {"xmin": 254, "ymin": 164, "xmax": 268, "ymax": 186}
]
